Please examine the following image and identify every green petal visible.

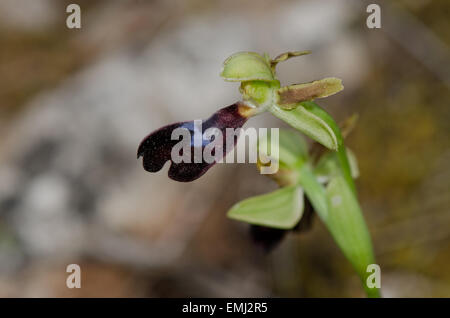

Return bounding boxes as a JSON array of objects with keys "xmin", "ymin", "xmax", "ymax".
[
  {"xmin": 270, "ymin": 50, "xmax": 311, "ymax": 72},
  {"xmin": 277, "ymin": 77, "xmax": 343, "ymax": 108},
  {"xmin": 221, "ymin": 52, "xmax": 274, "ymax": 82},
  {"xmin": 227, "ymin": 186, "xmax": 304, "ymax": 229},
  {"xmin": 271, "ymin": 50, "xmax": 311, "ymax": 64}
]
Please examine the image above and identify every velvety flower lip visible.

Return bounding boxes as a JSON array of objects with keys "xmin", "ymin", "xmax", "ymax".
[{"xmin": 137, "ymin": 103, "xmax": 249, "ymax": 182}]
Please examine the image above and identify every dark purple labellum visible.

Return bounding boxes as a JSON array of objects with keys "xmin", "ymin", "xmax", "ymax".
[{"xmin": 137, "ymin": 103, "xmax": 249, "ymax": 182}]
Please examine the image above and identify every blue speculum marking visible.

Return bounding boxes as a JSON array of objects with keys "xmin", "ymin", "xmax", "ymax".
[{"xmin": 137, "ymin": 103, "xmax": 247, "ymax": 182}]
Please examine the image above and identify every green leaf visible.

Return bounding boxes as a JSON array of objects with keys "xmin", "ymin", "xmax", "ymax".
[
  {"xmin": 325, "ymin": 175, "xmax": 380, "ymax": 298},
  {"xmin": 227, "ymin": 186, "xmax": 304, "ymax": 229},
  {"xmin": 315, "ymin": 148, "xmax": 359, "ymax": 183},
  {"xmin": 269, "ymin": 103, "xmax": 339, "ymax": 151},
  {"xmin": 221, "ymin": 52, "xmax": 274, "ymax": 82},
  {"xmin": 258, "ymin": 129, "xmax": 308, "ymax": 169}
]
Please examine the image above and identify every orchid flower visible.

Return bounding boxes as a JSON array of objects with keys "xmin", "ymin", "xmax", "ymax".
[{"xmin": 137, "ymin": 51, "xmax": 380, "ymax": 297}]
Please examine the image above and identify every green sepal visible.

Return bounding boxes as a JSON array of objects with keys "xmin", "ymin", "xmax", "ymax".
[
  {"xmin": 269, "ymin": 102, "xmax": 339, "ymax": 151},
  {"xmin": 221, "ymin": 52, "xmax": 274, "ymax": 82},
  {"xmin": 227, "ymin": 186, "xmax": 304, "ymax": 229}
]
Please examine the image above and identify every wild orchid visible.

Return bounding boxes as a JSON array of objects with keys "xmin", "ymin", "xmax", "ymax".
[{"xmin": 137, "ymin": 51, "xmax": 380, "ymax": 297}]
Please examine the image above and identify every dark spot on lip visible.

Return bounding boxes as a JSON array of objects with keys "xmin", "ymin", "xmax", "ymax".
[{"xmin": 137, "ymin": 103, "xmax": 248, "ymax": 182}]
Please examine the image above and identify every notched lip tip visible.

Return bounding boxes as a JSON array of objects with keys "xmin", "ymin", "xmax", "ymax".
[
  {"xmin": 137, "ymin": 140, "xmax": 147, "ymax": 159},
  {"xmin": 136, "ymin": 148, "xmax": 143, "ymax": 159}
]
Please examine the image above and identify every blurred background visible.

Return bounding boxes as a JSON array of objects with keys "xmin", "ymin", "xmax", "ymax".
[{"xmin": 0, "ymin": 0, "xmax": 449, "ymax": 297}]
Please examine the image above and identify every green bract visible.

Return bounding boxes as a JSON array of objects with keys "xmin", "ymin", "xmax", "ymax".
[{"xmin": 325, "ymin": 176, "xmax": 380, "ymax": 298}]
